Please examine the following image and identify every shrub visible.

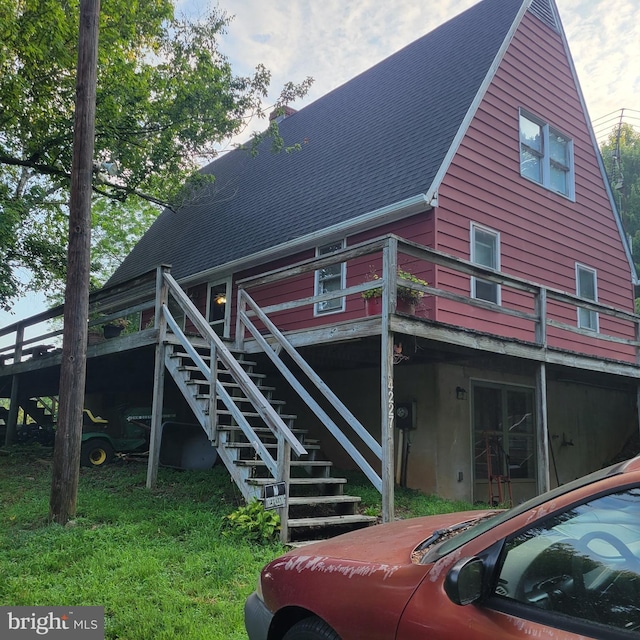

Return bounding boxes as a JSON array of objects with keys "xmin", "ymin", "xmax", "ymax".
[{"xmin": 223, "ymin": 499, "xmax": 280, "ymax": 543}]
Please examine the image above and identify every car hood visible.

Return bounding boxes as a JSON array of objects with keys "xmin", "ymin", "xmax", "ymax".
[{"xmin": 284, "ymin": 510, "xmax": 494, "ymax": 566}]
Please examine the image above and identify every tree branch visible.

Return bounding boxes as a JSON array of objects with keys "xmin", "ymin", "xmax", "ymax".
[{"xmin": 0, "ymin": 154, "xmax": 173, "ymax": 212}]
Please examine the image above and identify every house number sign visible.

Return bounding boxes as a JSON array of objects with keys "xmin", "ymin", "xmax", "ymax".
[{"xmin": 263, "ymin": 482, "xmax": 287, "ymax": 510}]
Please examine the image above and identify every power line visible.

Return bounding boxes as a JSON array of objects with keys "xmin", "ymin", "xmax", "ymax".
[{"xmin": 593, "ymin": 108, "xmax": 640, "ymax": 146}]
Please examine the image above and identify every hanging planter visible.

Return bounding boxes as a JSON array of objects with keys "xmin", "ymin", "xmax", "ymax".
[
  {"xmin": 103, "ymin": 324, "xmax": 124, "ymax": 339},
  {"xmin": 102, "ymin": 318, "xmax": 130, "ymax": 339},
  {"xmin": 362, "ymin": 267, "xmax": 427, "ymax": 316},
  {"xmin": 365, "ymin": 296, "xmax": 383, "ymax": 316},
  {"xmin": 87, "ymin": 330, "xmax": 105, "ymax": 345},
  {"xmin": 395, "ymin": 298, "xmax": 416, "ymax": 314}
]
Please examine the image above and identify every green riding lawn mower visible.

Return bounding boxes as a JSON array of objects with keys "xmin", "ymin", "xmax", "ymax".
[
  {"xmin": 78, "ymin": 407, "xmax": 153, "ymax": 467},
  {"xmin": 2, "ymin": 399, "xmax": 168, "ymax": 467},
  {"xmin": 3, "ymin": 398, "xmax": 216, "ymax": 469}
]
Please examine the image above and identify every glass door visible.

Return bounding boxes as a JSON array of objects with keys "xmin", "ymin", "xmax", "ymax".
[{"xmin": 473, "ymin": 383, "xmax": 536, "ymax": 504}]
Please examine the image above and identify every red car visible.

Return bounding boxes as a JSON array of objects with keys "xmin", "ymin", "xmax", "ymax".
[{"xmin": 245, "ymin": 456, "xmax": 640, "ymax": 639}]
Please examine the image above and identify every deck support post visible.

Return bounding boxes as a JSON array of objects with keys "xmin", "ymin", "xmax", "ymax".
[
  {"xmin": 147, "ymin": 266, "xmax": 170, "ymax": 489},
  {"xmin": 277, "ymin": 437, "xmax": 291, "ymax": 543},
  {"xmin": 380, "ymin": 241, "xmax": 397, "ymax": 523},
  {"xmin": 5, "ymin": 375, "xmax": 20, "ymax": 447},
  {"xmin": 535, "ymin": 362, "xmax": 550, "ymax": 494},
  {"xmin": 4, "ymin": 325, "xmax": 24, "ymax": 446}
]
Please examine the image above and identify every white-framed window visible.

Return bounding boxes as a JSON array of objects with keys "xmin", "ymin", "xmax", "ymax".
[
  {"xmin": 315, "ymin": 240, "xmax": 345, "ymax": 315},
  {"xmin": 207, "ymin": 278, "xmax": 231, "ymax": 337},
  {"xmin": 471, "ymin": 223, "xmax": 501, "ymax": 305},
  {"xmin": 519, "ymin": 110, "xmax": 574, "ymax": 199},
  {"xmin": 576, "ymin": 263, "xmax": 598, "ymax": 331}
]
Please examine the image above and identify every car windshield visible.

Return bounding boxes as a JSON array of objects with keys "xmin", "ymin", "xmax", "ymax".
[{"xmin": 419, "ymin": 460, "xmax": 629, "ymax": 563}]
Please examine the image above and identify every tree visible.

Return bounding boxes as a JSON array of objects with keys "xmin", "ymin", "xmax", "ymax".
[
  {"xmin": 600, "ymin": 123, "xmax": 640, "ymax": 274},
  {"xmin": 1, "ymin": 0, "xmax": 311, "ymax": 524},
  {"xmin": 0, "ymin": 0, "xmax": 312, "ymax": 308}
]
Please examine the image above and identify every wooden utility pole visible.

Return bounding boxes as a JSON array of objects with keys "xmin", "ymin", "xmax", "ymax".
[{"xmin": 49, "ymin": 0, "xmax": 100, "ymax": 524}]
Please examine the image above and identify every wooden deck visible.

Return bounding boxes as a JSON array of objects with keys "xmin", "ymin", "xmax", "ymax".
[{"xmin": 2, "ymin": 235, "xmax": 640, "ymax": 541}]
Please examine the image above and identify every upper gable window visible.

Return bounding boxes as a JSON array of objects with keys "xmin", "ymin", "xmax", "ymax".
[
  {"xmin": 315, "ymin": 240, "xmax": 345, "ymax": 315},
  {"xmin": 519, "ymin": 111, "xmax": 574, "ymax": 200}
]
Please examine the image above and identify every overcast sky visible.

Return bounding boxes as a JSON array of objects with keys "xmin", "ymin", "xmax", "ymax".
[
  {"xmin": 181, "ymin": 0, "xmax": 640, "ymax": 142},
  {"xmin": 1, "ymin": 0, "xmax": 638, "ymax": 329}
]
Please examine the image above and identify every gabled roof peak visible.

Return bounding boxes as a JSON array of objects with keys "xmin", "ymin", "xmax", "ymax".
[{"xmin": 528, "ymin": 0, "xmax": 560, "ymax": 33}]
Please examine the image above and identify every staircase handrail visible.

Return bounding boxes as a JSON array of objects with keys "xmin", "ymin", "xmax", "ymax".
[
  {"xmin": 162, "ymin": 273, "xmax": 306, "ymax": 459},
  {"xmin": 33, "ymin": 396, "xmax": 57, "ymax": 417},
  {"xmin": 163, "ymin": 309, "xmax": 280, "ymax": 476},
  {"xmin": 239, "ymin": 289, "xmax": 383, "ymax": 492}
]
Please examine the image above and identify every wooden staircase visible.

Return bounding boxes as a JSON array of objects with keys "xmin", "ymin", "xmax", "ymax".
[{"xmin": 165, "ymin": 343, "xmax": 377, "ymax": 544}]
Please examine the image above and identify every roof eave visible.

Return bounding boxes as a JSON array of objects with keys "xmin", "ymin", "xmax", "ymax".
[{"xmin": 178, "ymin": 193, "xmax": 432, "ymax": 288}]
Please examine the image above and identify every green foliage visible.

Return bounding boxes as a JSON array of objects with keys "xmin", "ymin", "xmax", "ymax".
[
  {"xmin": 0, "ymin": 451, "xmax": 483, "ymax": 638},
  {"xmin": 339, "ymin": 469, "xmax": 480, "ymax": 517},
  {"xmin": 223, "ymin": 498, "xmax": 281, "ymax": 543},
  {"xmin": 0, "ymin": 0, "xmax": 312, "ymax": 308},
  {"xmin": 601, "ymin": 123, "xmax": 640, "ymax": 276},
  {"xmin": 362, "ymin": 267, "xmax": 429, "ymax": 304}
]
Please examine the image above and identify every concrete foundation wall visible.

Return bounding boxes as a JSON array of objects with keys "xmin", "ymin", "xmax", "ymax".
[
  {"xmin": 546, "ymin": 380, "xmax": 637, "ymax": 486},
  {"xmin": 285, "ymin": 359, "xmax": 638, "ymax": 505}
]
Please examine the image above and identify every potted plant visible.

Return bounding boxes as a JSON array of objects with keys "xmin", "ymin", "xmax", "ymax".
[
  {"xmin": 102, "ymin": 317, "xmax": 130, "ymax": 339},
  {"xmin": 362, "ymin": 268, "xmax": 428, "ymax": 315}
]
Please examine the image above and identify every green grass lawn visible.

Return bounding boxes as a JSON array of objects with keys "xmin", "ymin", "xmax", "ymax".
[{"xmin": 0, "ymin": 446, "xmax": 476, "ymax": 639}]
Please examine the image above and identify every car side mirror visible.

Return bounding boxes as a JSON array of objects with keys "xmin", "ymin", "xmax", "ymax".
[{"xmin": 444, "ymin": 556, "xmax": 484, "ymax": 606}]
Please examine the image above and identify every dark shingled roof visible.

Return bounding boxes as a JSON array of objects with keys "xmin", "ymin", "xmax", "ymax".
[{"xmin": 108, "ymin": 0, "xmax": 524, "ymax": 285}]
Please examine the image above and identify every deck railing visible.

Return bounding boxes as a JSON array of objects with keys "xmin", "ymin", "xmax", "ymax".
[
  {"xmin": 237, "ymin": 288, "xmax": 383, "ymax": 492},
  {"xmin": 2, "ymin": 235, "xmax": 640, "ymax": 522},
  {"xmin": 0, "ymin": 269, "xmax": 158, "ymax": 366},
  {"xmin": 3, "ymin": 235, "xmax": 638, "ymax": 369},
  {"xmin": 236, "ymin": 234, "xmax": 640, "ymax": 366}
]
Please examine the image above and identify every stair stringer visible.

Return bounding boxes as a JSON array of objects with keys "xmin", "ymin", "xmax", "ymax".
[
  {"xmin": 164, "ymin": 346, "xmax": 263, "ymax": 502},
  {"xmin": 156, "ymin": 289, "xmax": 377, "ymax": 543}
]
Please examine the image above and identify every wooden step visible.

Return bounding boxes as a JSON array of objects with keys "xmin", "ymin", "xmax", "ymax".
[
  {"xmin": 234, "ymin": 460, "xmax": 332, "ymax": 468},
  {"xmin": 288, "ymin": 495, "xmax": 361, "ymax": 506},
  {"xmin": 286, "ymin": 514, "xmax": 377, "ymax": 529},
  {"xmin": 220, "ymin": 381, "xmax": 277, "ymax": 394},
  {"xmin": 172, "ymin": 351, "xmax": 257, "ymax": 368},
  {"xmin": 222, "ymin": 442, "xmax": 320, "ymax": 451},
  {"xmin": 179, "ymin": 365, "xmax": 266, "ymax": 380},
  {"xmin": 211, "ymin": 395, "xmax": 286, "ymax": 408},
  {"xmin": 217, "ymin": 425, "xmax": 306, "ymax": 436},
  {"xmin": 214, "ymin": 409, "xmax": 297, "ymax": 421},
  {"xmin": 247, "ymin": 476, "xmax": 347, "ymax": 486},
  {"xmin": 188, "ymin": 382, "xmax": 281, "ymax": 401}
]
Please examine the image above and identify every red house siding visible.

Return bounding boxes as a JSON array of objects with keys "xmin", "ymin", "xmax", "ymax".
[
  {"xmin": 434, "ymin": 11, "xmax": 635, "ymax": 361},
  {"xmin": 236, "ymin": 216, "xmax": 435, "ymax": 336}
]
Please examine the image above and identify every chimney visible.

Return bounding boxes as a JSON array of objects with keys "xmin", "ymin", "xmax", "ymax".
[{"xmin": 269, "ymin": 105, "xmax": 297, "ymax": 124}]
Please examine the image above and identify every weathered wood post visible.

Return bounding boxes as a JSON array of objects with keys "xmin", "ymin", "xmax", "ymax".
[
  {"xmin": 147, "ymin": 265, "xmax": 170, "ymax": 488},
  {"xmin": 4, "ymin": 324, "xmax": 23, "ymax": 446},
  {"xmin": 49, "ymin": 0, "xmax": 100, "ymax": 524},
  {"xmin": 535, "ymin": 363, "xmax": 550, "ymax": 494},
  {"xmin": 380, "ymin": 239, "xmax": 397, "ymax": 523}
]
